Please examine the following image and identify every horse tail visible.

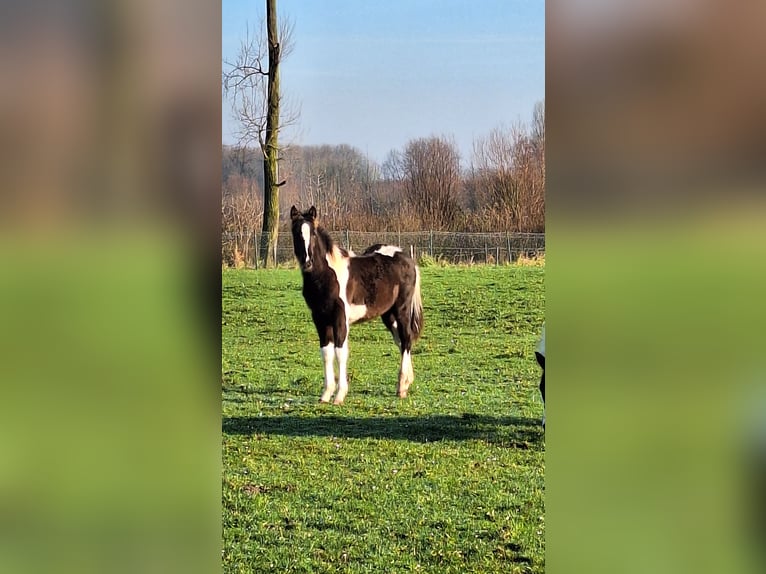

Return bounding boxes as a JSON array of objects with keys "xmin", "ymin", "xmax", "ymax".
[{"xmin": 410, "ymin": 265, "xmax": 423, "ymax": 340}]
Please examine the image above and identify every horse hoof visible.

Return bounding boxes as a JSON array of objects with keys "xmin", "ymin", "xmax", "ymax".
[{"xmin": 333, "ymin": 399, "xmax": 344, "ymax": 406}]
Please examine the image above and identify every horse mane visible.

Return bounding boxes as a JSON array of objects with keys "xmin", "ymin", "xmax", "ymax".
[
  {"xmin": 314, "ymin": 224, "xmax": 350, "ymax": 259},
  {"xmin": 314, "ymin": 224, "xmax": 335, "ymax": 253}
]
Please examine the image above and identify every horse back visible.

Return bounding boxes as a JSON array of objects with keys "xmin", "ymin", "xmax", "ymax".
[{"xmin": 346, "ymin": 248, "xmax": 417, "ymax": 311}]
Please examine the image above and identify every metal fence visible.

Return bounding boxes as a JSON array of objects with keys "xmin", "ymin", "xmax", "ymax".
[{"xmin": 224, "ymin": 230, "xmax": 545, "ymax": 268}]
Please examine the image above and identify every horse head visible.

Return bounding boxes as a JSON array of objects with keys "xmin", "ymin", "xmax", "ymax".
[{"xmin": 290, "ymin": 205, "xmax": 319, "ymax": 272}]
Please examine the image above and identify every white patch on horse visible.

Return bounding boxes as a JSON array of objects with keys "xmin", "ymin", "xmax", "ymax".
[
  {"xmin": 300, "ymin": 222, "xmax": 311, "ymax": 265},
  {"xmin": 347, "ymin": 303, "xmax": 368, "ymax": 323},
  {"xmin": 327, "ymin": 247, "xmax": 367, "ymax": 324},
  {"xmin": 374, "ymin": 245, "xmax": 402, "ymax": 257},
  {"xmin": 320, "ymin": 343, "xmax": 335, "ymax": 403}
]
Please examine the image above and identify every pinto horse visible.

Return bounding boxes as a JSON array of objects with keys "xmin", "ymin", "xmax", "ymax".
[{"xmin": 290, "ymin": 206, "xmax": 423, "ymax": 404}]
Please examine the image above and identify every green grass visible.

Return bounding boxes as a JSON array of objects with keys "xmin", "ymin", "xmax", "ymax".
[{"xmin": 223, "ymin": 265, "xmax": 545, "ymax": 573}]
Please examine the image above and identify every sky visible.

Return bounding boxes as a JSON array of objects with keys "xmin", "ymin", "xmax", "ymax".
[{"xmin": 222, "ymin": 0, "xmax": 544, "ymax": 164}]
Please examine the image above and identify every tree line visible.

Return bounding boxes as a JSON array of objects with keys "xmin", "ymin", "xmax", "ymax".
[
  {"xmin": 222, "ymin": 102, "xmax": 544, "ymax": 265},
  {"xmin": 222, "ymin": 0, "xmax": 543, "ymax": 266}
]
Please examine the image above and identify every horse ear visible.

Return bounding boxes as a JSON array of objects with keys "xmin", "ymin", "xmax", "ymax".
[
  {"xmin": 308, "ymin": 206, "xmax": 317, "ymax": 221},
  {"xmin": 290, "ymin": 206, "xmax": 300, "ymax": 220}
]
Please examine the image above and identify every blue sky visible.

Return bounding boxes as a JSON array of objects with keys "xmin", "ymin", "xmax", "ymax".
[{"xmin": 222, "ymin": 0, "xmax": 544, "ymax": 164}]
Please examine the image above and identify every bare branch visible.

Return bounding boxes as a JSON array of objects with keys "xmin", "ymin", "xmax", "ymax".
[
  {"xmin": 223, "ymin": 14, "xmax": 299, "ymax": 160},
  {"xmin": 278, "ymin": 17, "xmax": 296, "ymax": 59}
]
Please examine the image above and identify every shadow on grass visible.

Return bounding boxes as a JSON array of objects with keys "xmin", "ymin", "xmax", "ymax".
[{"xmin": 222, "ymin": 413, "xmax": 544, "ymax": 447}]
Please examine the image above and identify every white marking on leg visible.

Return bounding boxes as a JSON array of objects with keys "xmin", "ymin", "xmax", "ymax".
[
  {"xmin": 320, "ymin": 343, "xmax": 335, "ymax": 403},
  {"xmin": 334, "ymin": 339, "xmax": 349, "ymax": 405},
  {"xmin": 300, "ymin": 222, "xmax": 311, "ymax": 266},
  {"xmin": 374, "ymin": 245, "xmax": 402, "ymax": 257},
  {"xmin": 398, "ymin": 350, "xmax": 413, "ymax": 398},
  {"xmin": 404, "ymin": 350, "xmax": 414, "ymax": 384}
]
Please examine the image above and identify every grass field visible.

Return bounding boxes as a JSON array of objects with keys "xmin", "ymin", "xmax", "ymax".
[{"xmin": 222, "ymin": 264, "xmax": 545, "ymax": 573}]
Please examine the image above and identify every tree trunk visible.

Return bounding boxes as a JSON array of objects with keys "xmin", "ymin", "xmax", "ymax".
[{"xmin": 260, "ymin": 0, "xmax": 281, "ymax": 268}]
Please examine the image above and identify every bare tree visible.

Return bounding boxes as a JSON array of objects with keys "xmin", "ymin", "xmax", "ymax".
[
  {"xmin": 361, "ymin": 152, "xmax": 382, "ymax": 220},
  {"xmin": 470, "ymin": 101, "xmax": 545, "ymax": 232},
  {"xmin": 400, "ymin": 136, "xmax": 462, "ymax": 230},
  {"xmin": 222, "ymin": 174, "xmax": 262, "ymax": 266},
  {"xmin": 381, "ymin": 149, "xmax": 404, "ymax": 182},
  {"xmin": 223, "ymin": 0, "xmax": 298, "ymax": 267},
  {"xmin": 282, "ymin": 144, "xmax": 374, "ymax": 229}
]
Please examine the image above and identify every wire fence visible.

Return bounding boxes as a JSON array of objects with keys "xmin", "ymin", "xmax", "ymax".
[
  {"xmin": 222, "ymin": 231, "xmax": 545, "ymax": 268},
  {"xmin": 224, "ymin": 230, "xmax": 545, "ymax": 268}
]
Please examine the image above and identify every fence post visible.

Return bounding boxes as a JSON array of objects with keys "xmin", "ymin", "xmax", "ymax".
[
  {"xmin": 345, "ymin": 230, "xmax": 350, "ymax": 250},
  {"xmin": 496, "ymin": 246, "xmax": 500, "ymax": 266},
  {"xmin": 429, "ymin": 230, "xmax": 434, "ymax": 257},
  {"xmin": 506, "ymin": 232, "xmax": 512, "ymax": 264}
]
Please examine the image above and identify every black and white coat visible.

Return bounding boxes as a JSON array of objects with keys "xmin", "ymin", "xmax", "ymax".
[{"xmin": 290, "ymin": 206, "xmax": 423, "ymax": 404}]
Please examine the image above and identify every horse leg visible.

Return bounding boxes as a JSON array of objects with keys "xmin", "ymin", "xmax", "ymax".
[
  {"xmin": 383, "ymin": 311, "xmax": 412, "ymax": 397},
  {"xmin": 333, "ymin": 310, "xmax": 350, "ymax": 405},
  {"xmin": 382, "ymin": 312, "xmax": 401, "ymax": 347},
  {"xmin": 397, "ymin": 344, "xmax": 414, "ymax": 398},
  {"xmin": 395, "ymin": 311, "xmax": 415, "ymax": 398},
  {"xmin": 318, "ymin": 324, "xmax": 335, "ymax": 403},
  {"xmin": 334, "ymin": 338, "xmax": 349, "ymax": 404}
]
